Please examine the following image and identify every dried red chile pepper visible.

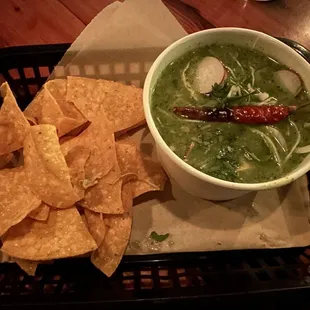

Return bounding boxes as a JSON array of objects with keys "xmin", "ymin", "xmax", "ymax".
[{"xmin": 173, "ymin": 105, "xmax": 296, "ymax": 125}]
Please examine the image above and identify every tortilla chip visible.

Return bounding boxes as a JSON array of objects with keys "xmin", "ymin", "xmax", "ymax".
[
  {"xmin": 80, "ymin": 213, "xmax": 87, "ymax": 226},
  {"xmin": 115, "ymin": 142, "xmax": 139, "ymax": 211},
  {"xmin": 0, "ymin": 167, "xmax": 41, "ymax": 237},
  {"xmin": 2, "ymin": 207, "xmax": 97, "ymax": 260},
  {"xmin": 133, "ymin": 152, "xmax": 167, "ymax": 198},
  {"xmin": 0, "ymin": 82, "xmax": 30, "ymax": 155},
  {"xmin": 45, "ymin": 79, "xmax": 66, "ymax": 103},
  {"xmin": 26, "ymin": 116, "xmax": 37, "ymax": 126},
  {"xmin": 23, "ymin": 124, "xmax": 78, "ymax": 208},
  {"xmin": 28, "ymin": 203, "xmax": 50, "ymax": 221},
  {"xmin": 14, "ymin": 258, "xmax": 38, "ymax": 276},
  {"xmin": 64, "ymin": 120, "xmax": 90, "ymax": 137},
  {"xmin": 0, "ymin": 153, "xmax": 14, "ymax": 169},
  {"xmin": 66, "ymin": 76, "xmax": 145, "ymax": 134},
  {"xmin": 115, "ymin": 141, "xmax": 167, "ymax": 198},
  {"xmin": 116, "ymin": 142, "xmax": 138, "ymax": 175},
  {"xmin": 13, "ymin": 149, "xmax": 24, "ymax": 167},
  {"xmin": 24, "ymin": 87, "xmax": 62, "ymax": 123},
  {"xmin": 116, "ymin": 132, "xmax": 130, "ymax": 143},
  {"xmin": 59, "ymin": 135, "xmax": 74, "ymax": 145},
  {"xmin": 46, "ymin": 79, "xmax": 85, "ymax": 121},
  {"xmin": 97, "ymin": 79, "xmax": 145, "ymax": 134},
  {"xmin": 61, "ymin": 120, "xmax": 124, "ymax": 213},
  {"xmin": 24, "ymin": 87, "xmax": 83, "ymax": 137},
  {"xmin": 91, "ymin": 212, "xmax": 132, "ymax": 277},
  {"xmin": 66, "ymin": 76, "xmax": 101, "ymax": 119},
  {"xmin": 84, "ymin": 209, "xmax": 106, "ymax": 247},
  {"xmin": 63, "ymin": 145, "xmax": 90, "ymax": 200},
  {"xmin": 61, "ymin": 121, "xmax": 115, "ymax": 183},
  {"xmin": 121, "ymin": 180, "xmax": 135, "ymax": 212},
  {"xmin": 81, "ymin": 165, "xmax": 124, "ymax": 214}
]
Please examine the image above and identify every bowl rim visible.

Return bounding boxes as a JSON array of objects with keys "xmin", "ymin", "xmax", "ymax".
[{"xmin": 143, "ymin": 27, "xmax": 310, "ymax": 191}]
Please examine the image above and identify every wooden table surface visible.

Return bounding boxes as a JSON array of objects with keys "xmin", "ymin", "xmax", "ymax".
[{"xmin": 0, "ymin": 0, "xmax": 309, "ymax": 49}]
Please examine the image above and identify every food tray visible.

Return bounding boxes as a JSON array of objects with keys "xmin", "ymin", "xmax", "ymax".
[{"xmin": 0, "ymin": 40, "xmax": 310, "ymax": 309}]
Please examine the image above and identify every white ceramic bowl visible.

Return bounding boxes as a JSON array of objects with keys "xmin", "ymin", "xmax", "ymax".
[{"xmin": 143, "ymin": 28, "xmax": 310, "ymax": 200}]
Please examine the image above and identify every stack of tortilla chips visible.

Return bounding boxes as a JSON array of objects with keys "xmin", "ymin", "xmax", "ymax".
[{"xmin": 0, "ymin": 77, "xmax": 167, "ymax": 277}]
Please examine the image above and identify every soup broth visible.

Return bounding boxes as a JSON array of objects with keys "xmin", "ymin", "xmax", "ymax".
[{"xmin": 151, "ymin": 44, "xmax": 310, "ymax": 183}]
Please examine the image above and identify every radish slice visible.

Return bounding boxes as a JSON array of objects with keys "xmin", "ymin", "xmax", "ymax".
[
  {"xmin": 194, "ymin": 57, "xmax": 225, "ymax": 93},
  {"xmin": 221, "ymin": 68, "xmax": 228, "ymax": 84},
  {"xmin": 274, "ymin": 70, "xmax": 302, "ymax": 96}
]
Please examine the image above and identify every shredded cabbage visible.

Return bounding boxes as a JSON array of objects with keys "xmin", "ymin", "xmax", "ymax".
[
  {"xmin": 284, "ymin": 120, "xmax": 301, "ymax": 163},
  {"xmin": 251, "ymin": 128, "xmax": 281, "ymax": 166},
  {"xmin": 181, "ymin": 62, "xmax": 199, "ymax": 101},
  {"xmin": 295, "ymin": 145, "xmax": 310, "ymax": 154},
  {"xmin": 265, "ymin": 126, "xmax": 288, "ymax": 152}
]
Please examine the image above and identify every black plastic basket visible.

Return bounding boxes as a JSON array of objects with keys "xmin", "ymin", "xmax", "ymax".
[{"xmin": 1, "ymin": 40, "xmax": 310, "ymax": 309}]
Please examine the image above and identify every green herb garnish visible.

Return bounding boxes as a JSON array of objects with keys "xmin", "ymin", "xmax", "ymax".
[
  {"xmin": 209, "ymin": 82, "xmax": 256, "ymax": 107},
  {"xmin": 209, "ymin": 82, "xmax": 231, "ymax": 101},
  {"xmin": 149, "ymin": 231, "xmax": 170, "ymax": 242}
]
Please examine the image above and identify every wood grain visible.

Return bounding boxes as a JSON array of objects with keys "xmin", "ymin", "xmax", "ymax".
[
  {"xmin": 0, "ymin": 0, "xmax": 85, "ymax": 48},
  {"xmin": 163, "ymin": 0, "xmax": 213, "ymax": 33},
  {"xmin": 58, "ymin": 0, "xmax": 116, "ymax": 24},
  {"xmin": 182, "ymin": 0, "xmax": 310, "ymax": 49},
  {"xmin": 0, "ymin": 0, "xmax": 309, "ymax": 50}
]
